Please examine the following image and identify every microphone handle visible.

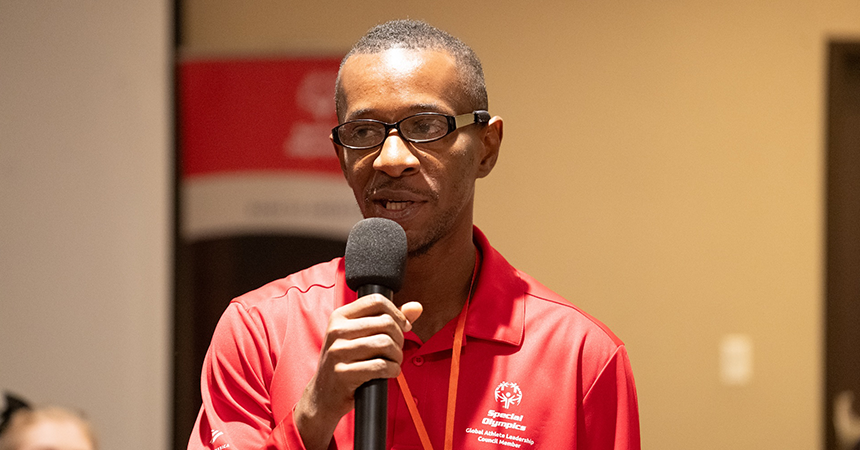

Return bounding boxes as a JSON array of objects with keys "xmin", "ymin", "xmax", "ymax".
[{"xmin": 354, "ymin": 284, "xmax": 394, "ymax": 450}]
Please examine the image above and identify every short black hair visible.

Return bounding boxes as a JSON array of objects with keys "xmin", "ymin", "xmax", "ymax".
[{"xmin": 335, "ymin": 19, "xmax": 488, "ymax": 121}]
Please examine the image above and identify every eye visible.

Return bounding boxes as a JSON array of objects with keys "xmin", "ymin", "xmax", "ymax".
[
  {"xmin": 402, "ymin": 115, "xmax": 448, "ymax": 140},
  {"xmin": 351, "ymin": 123, "xmax": 380, "ymax": 138},
  {"xmin": 340, "ymin": 121, "xmax": 383, "ymax": 146}
]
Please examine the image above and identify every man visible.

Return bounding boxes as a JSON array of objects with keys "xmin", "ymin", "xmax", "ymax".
[{"xmin": 189, "ymin": 19, "xmax": 639, "ymax": 450}]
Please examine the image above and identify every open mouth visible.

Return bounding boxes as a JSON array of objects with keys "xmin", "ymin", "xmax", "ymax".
[{"xmin": 383, "ymin": 200, "xmax": 412, "ymax": 211}]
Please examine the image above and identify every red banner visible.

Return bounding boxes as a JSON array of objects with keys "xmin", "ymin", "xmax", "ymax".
[
  {"xmin": 180, "ymin": 57, "xmax": 343, "ymax": 177},
  {"xmin": 178, "ymin": 57, "xmax": 361, "ymax": 240}
]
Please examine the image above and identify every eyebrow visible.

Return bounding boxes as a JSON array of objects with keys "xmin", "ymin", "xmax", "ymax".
[{"xmin": 345, "ymin": 103, "xmax": 453, "ymax": 121}]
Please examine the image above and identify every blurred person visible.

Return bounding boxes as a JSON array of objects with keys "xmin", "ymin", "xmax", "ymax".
[
  {"xmin": 0, "ymin": 395, "xmax": 97, "ymax": 450},
  {"xmin": 835, "ymin": 390, "xmax": 860, "ymax": 450}
]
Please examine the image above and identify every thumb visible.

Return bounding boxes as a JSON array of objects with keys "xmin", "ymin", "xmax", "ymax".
[{"xmin": 400, "ymin": 302, "xmax": 423, "ymax": 330}]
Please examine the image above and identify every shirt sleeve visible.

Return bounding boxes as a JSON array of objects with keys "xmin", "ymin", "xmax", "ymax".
[
  {"xmin": 186, "ymin": 302, "xmax": 317, "ymax": 450},
  {"xmin": 579, "ymin": 344, "xmax": 641, "ymax": 450}
]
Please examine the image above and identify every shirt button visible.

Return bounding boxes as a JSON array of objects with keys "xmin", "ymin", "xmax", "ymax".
[
  {"xmin": 412, "ymin": 356, "xmax": 425, "ymax": 366},
  {"xmin": 413, "ymin": 396, "xmax": 419, "ymax": 406}
]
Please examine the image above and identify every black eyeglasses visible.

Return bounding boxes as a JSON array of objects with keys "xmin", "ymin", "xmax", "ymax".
[{"xmin": 332, "ymin": 110, "xmax": 490, "ymax": 150}]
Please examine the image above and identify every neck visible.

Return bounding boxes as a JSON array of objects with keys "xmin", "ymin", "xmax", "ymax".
[{"xmin": 395, "ymin": 229, "xmax": 477, "ymax": 342}]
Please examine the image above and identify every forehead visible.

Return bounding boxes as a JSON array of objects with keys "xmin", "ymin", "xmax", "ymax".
[
  {"xmin": 339, "ymin": 48, "xmax": 464, "ymax": 119},
  {"xmin": 22, "ymin": 419, "xmax": 93, "ymax": 450}
]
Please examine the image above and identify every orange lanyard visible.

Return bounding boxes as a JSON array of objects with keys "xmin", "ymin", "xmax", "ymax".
[{"xmin": 395, "ymin": 249, "xmax": 479, "ymax": 450}]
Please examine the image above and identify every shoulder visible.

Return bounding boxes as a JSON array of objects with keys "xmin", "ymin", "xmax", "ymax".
[
  {"xmin": 518, "ymin": 269, "xmax": 625, "ymax": 348},
  {"xmin": 207, "ymin": 258, "xmax": 345, "ymax": 362},
  {"xmin": 474, "ymin": 226, "xmax": 624, "ymax": 349},
  {"xmin": 478, "ymin": 260, "xmax": 625, "ymax": 353},
  {"xmin": 230, "ymin": 257, "xmax": 345, "ymax": 311},
  {"xmin": 210, "ymin": 258, "xmax": 346, "ymax": 345},
  {"xmin": 515, "ymin": 270, "xmax": 634, "ymax": 397}
]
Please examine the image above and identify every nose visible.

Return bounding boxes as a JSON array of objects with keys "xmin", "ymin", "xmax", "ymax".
[{"xmin": 373, "ymin": 130, "xmax": 419, "ymax": 177}]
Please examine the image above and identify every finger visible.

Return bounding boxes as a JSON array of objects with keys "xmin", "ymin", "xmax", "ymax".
[
  {"xmin": 339, "ymin": 294, "xmax": 411, "ymax": 330},
  {"xmin": 327, "ymin": 314, "xmax": 406, "ymax": 348},
  {"xmin": 400, "ymin": 302, "xmax": 423, "ymax": 331},
  {"xmin": 333, "ymin": 357, "xmax": 403, "ymax": 385},
  {"xmin": 341, "ymin": 294, "xmax": 401, "ymax": 318},
  {"xmin": 328, "ymin": 333, "xmax": 405, "ymax": 366}
]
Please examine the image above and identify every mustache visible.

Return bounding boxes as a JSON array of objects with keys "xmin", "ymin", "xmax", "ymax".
[{"xmin": 365, "ymin": 178, "xmax": 438, "ymax": 201}]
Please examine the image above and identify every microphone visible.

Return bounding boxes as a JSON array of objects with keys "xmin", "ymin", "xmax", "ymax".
[{"xmin": 345, "ymin": 218, "xmax": 407, "ymax": 450}]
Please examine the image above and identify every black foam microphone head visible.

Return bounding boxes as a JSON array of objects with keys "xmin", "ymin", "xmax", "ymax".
[{"xmin": 345, "ymin": 218, "xmax": 408, "ymax": 293}]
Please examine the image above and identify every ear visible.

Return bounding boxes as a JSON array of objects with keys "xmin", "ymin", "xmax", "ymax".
[{"xmin": 476, "ymin": 116, "xmax": 503, "ymax": 179}]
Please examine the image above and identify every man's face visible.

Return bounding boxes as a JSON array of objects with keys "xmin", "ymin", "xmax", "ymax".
[{"xmin": 334, "ymin": 48, "xmax": 499, "ymax": 256}]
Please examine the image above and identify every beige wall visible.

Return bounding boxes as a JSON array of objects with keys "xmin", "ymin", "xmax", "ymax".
[
  {"xmin": 0, "ymin": 2, "xmax": 171, "ymax": 449},
  {"xmin": 183, "ymin": 1, "xmax": 860, "ymax": 448}
]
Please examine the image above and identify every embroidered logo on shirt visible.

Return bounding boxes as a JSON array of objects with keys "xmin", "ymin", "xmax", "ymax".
[
  {"xmin": 210, "ymin": 429, "xmax": 230, "ymax": 449},
  {"xmin": 494, "ymin": 381, "xmax": 523, "ymax": 409},
  {"xmin": 469, "ymin": 409, "xmax": 534, "ymax": 446},
  {"xmin": 210, "ymin": 430, "xmax": 223, "ymax": 444},
  {"xmin": 463, "ymin": 382, "xmax": 535, "ymax": 447}
]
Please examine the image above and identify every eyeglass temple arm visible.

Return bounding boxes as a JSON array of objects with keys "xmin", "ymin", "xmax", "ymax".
[{"xmin": 455, "ymin": 110, "xmax": 491, "ymax": 128}]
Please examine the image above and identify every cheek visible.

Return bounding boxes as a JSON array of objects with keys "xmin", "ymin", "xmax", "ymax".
[
  {"xmin": 341, "ymin": 153, "xmax": 371, "ymax": 186},
  {"xmin": 430, "ymin": 151, "xmax": 479, "ymax": 198},
  {"xmin": 445, "ymin": 145, "xmax": 481, "ymax": 179}
]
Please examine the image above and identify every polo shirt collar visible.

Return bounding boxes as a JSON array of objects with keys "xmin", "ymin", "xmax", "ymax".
[
  {"xmin": 336, "ymin": 226, "xmax": 526, "ymax": 349},
  {"xmin": 466, "ymin": 226, "xmax": 525, "ymax": 347}
]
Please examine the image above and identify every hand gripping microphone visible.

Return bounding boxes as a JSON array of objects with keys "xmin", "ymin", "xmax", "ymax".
[{"xmin": 345, "ymin": 218, "xmax": 407, "ymax": 450}]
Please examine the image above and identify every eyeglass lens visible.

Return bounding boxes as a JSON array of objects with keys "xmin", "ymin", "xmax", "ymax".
[{"xmin": 337, "ymin": 114, "xmax": 451, "ymax": 149}]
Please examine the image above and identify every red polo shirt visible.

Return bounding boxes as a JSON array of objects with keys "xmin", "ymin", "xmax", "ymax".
[{"xmin": 189, "ymin": 227, "xmax": 640, "ymax": 450}]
